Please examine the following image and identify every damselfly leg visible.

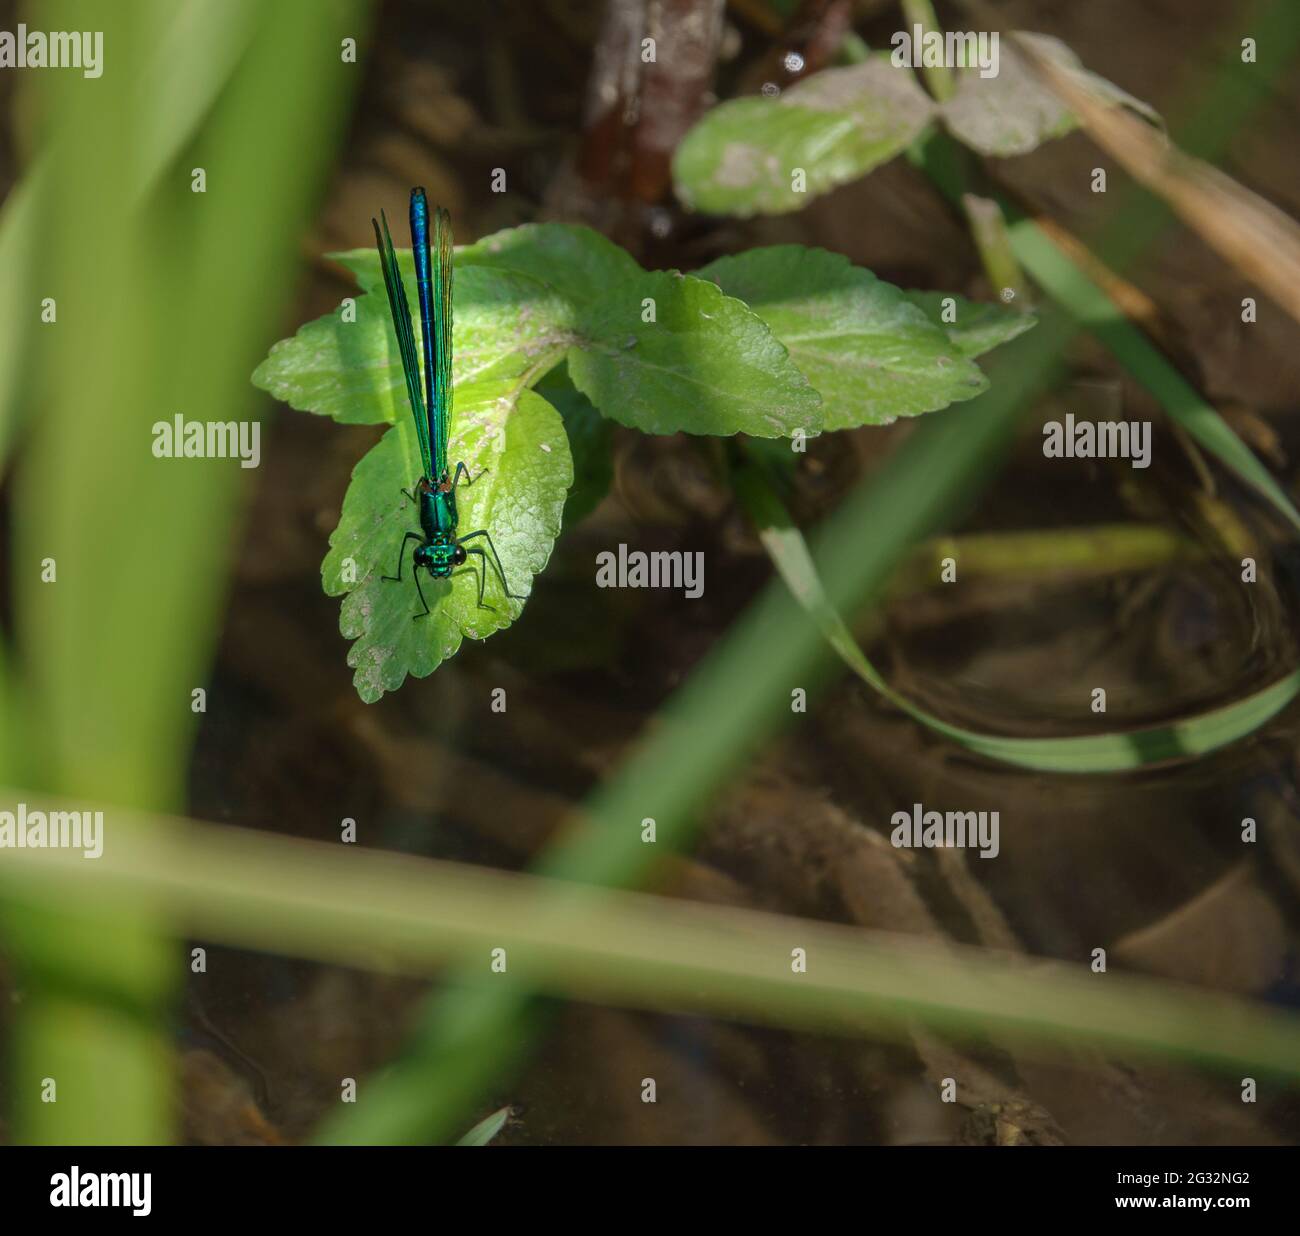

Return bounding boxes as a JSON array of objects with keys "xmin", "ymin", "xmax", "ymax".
[
  {"xmin": 383, "ymin": 532, "xmax": 421, "ymax": 583},
  {"xmin": 412, "ymin": 569, "xmax": 432, "ymax": 619},
  {"xmin": 457, "ymin": 528, "xmax": 525, "ymax": 604},
  {"xmin": 382, "ymin": 530, "xmax": 433, "ymax": 619}
]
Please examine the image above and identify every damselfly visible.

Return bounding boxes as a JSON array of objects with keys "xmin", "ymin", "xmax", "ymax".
[{"xmin": 372, "ymin": 187, "xmax": 522, "ymax": 617}]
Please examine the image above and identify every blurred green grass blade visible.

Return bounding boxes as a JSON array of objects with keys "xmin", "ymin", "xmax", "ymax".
[
  {"xmin": 738, "ymin": 461, "xmax": 1300, "ymax": 772},
  {"xmin": 5, "ymin": 809, "xmax": 1299, "ymax": 1086},
  {"xmin": 4, "ymin": 0, "xmax": 367, "ymax": 1145},
  {"xmin": 0, "ymin": 170, "xmax": 41, "ymax": 473},
  {"xmin": 0, "ymin": 0, "xmax": 266, "ymax": 472},
  {"xmin": 138, "ymin": 0, "xmax": 264, "ymax": 191}
]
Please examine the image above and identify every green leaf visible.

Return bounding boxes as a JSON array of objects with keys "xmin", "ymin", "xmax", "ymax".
[
  {"xmin": 903, "ymin": 289, "xmax": 1039, "ymax": 358},
  {"xmin": 252, "ymin": 266, "xmax": 574, "ymax": 426},
  {"xmin": 455, "ymin": 1105, "xmax": 511, "ymax": 1146},
  {"xmin": 698, "ymin": 247, "xmax": 989, "ymax": 428},
  {"xmin": 673, "ymin": 57, "xmax": 935, "ymax": 217},
  {"xmin": 333, "ymin": 222, "xmax": 643, "ymax": 305},
  {"xmin": 941, "ymin": 32, "xmax": 1161, "ymax": 158},
  {"xmin": 535, "ymin": 362, "xmax": 613, "ymax": 525},
  {"xmin": 567, "ymin": 270, "xmax": 822, "ymax": 437},
  {"xmin": 323, "ymin": 380, "xmax": 573, "ymax": 702},
  {"xmin": 457, "ymin": 222, "xmax": 644, "ymax": 304},
  {"xmin": 327, "ymin": 231, "xmax": 824, "ymax": 440}
]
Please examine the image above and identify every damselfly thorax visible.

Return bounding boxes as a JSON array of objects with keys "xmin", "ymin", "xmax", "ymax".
[{"xmin": 414, "ymin": 476, "xmax": 464, "ymax": 579}]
